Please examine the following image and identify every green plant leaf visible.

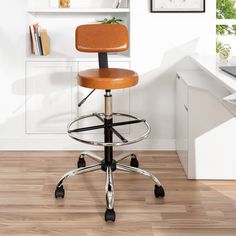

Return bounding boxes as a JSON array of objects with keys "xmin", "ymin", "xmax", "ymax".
[
  {"xmin": 97, "ymin": 17, "xmax": 123, "ymax": 24},
  {"xmin": 217, "ymin": 0, "xmax": 236, "ymax": 19}
]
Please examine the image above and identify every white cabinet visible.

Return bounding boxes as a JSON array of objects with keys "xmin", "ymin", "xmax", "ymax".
[
  {"xmin": 26, "ymin": 61, "xmax": 77, "ymax": 134},
  {"xmin": 176, "ymin": 71, "xmax": 236, "ymax": 179},
  {"xmin": 25, "ymin": 0, "xmax": 132, "ymax": 135}
]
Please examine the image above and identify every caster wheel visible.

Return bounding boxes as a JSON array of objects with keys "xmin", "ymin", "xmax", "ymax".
[
  {"xmin": 154, "ymin": 185, "xmax": 165, "ymax": 198},
  {"xmin": 105, "ymin": 209, "xmax": 116, "ymax": 222},
  {"xmin": 77, "ymin": 155, "xmax": 86, "ymax": 168},
  {"xmin": 55, "ymin": 186, "xmax": 65, "ymax": 199},
  {"xmin": 130, "ymin": 155, "xmax": 139, "ymax": 168}
]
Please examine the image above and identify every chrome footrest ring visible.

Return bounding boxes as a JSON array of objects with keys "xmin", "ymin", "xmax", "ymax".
[{"xmin": 67, "ymin": 113, "xmax": 151, "ymax": 147}]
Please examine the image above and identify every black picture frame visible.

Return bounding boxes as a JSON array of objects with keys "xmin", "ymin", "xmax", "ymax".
[{"xmin": 151, "ymin": 0, "xmax": 205, "ymax": 13}]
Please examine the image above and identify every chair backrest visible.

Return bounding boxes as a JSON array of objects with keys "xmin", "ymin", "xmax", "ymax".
[{"xmin": 75, "ymin": 24, "xmax": 129, "ymax": 53}]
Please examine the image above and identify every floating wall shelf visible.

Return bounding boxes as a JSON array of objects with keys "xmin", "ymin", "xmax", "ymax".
[
  {"xmin": 27, "ymin": 8, "xmax": 130, "ymax": 14},
  {"xmin": 26, "ymin": 53, "xmax": 131, "ymax": 62}
]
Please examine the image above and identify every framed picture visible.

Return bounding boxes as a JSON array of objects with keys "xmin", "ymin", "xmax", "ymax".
[{"xmin": 151, "ymin": 0, "xmax": 205, "ymax": 13}]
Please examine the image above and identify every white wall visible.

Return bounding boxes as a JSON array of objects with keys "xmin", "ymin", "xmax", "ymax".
[
  {"xmin": 0, "ymin": 0, "xmax": 216, "ymax": 150},
  {"xmin": 0, "ymin": 1, "xmax": 26, "ymax": 137},
  {"xmin": 129, "ymin": 0, "xmax": 216, "ymax": 150}
]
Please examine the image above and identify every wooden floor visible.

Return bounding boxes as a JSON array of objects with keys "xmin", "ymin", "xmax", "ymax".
[{"xmin": 0, "ymin": 151, "xmax": 236, "ymax": 235}]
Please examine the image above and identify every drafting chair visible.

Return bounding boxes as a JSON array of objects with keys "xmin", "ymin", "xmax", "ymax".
[{"xmin": 55, "ymin": 24, "xmax": 165, "ymax": 222}]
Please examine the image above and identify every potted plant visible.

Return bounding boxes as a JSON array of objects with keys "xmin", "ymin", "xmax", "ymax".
[{"xmin": 97, "ymin": 17, "xmax": 123, "ymax": 24}]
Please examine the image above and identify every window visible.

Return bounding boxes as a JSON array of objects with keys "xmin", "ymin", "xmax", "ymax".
[{"xmin": 216, "ymin": 0, "xmax": 236, "ymax": 59}]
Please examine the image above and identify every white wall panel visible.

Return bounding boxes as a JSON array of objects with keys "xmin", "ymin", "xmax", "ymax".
[{"xmin": 26, "ymin": 62, "xmax": 77, "ymax": 133}]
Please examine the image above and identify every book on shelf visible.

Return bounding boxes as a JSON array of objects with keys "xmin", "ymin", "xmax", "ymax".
[
  {"xmin": 35, "ymin": 25, "xmax": 43, "ymax": 55},
  {"xmin": 29, "ymin": 23, "xmax": 50, "ymax": 56},
  {"xmin": 40, "ymin": 29, "xmax": 50, "ymax": 56},
  {"xmin": 113, "ymin": 0, "xmax": 122, "ymax": 8},
  {"xmin": 29, "ymin": 25, "xmax": 37, "ymax": 55}
]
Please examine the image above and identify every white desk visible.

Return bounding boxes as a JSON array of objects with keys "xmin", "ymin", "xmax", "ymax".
[
  {"xmin": 190, "ymin": 55, "xmax": 236, "ymax": 92},
  {"xmin": 176, "ymin": 56, "xmax": 236, "ymax": 180},
  {"xmin": 190, "ymin": 55, "xmax": 236, "ymax": 117}
]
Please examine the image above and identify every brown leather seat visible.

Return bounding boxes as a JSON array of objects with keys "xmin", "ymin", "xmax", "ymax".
[
  {"xmin": 78, "ymin": 68, "xmax": 138, "ymax": 90},
  {"xmin": 76, "ymin": 24, "xmax": 139, "ymax": 90}
]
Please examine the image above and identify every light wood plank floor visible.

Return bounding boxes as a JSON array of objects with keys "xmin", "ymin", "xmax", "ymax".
[{"xmin": 0, "ymin": 151, "xmax": 236, "ymax": 235}]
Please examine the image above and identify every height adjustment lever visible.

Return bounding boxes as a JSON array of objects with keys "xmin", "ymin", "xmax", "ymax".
[{"xmin": 78, "ymin": 89, "xmax": 96, "ymax": 107}]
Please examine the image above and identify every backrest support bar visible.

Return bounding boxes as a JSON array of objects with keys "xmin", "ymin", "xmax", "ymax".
[{"xmin": 98, "ymin": 53, "xmax": 108, "ymax": 68}]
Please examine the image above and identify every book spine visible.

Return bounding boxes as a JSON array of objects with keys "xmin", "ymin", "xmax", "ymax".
[
  {"xmin": 39, "ymin": 36, "xmax": 43, "ymax": 56},
  {"xmin": 38, "ymin": 26, "xmax": 43, "ymax": 56},
  {"xmin": 40, "ymin": 36, "xmax": 44, "ymax": 56},
  {"xmin": 30, "ymin": 25, "xmax": 37, "ymax": 55},
  {"xmin": 35, "ymin": 27, "xmax": 43, "ymax": 56},
  {"xmin": 35, "ymin": 32, "xmax": 40, "ymax": 55},
  {"xmin": 40, "ymin": 29, "xmax": 50, "ymax": 56},
  {"xmin": 29, "ymin": 26, "xmax": 33, "ymax": 54},
  {"xmin": 33, "ymin": 24, "xmax": 39, "ymax": 56}
]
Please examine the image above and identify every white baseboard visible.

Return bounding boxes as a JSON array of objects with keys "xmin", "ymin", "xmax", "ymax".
[{"xmin": 0, "ymin": 137, "xmax": 176, "ymax": 151}]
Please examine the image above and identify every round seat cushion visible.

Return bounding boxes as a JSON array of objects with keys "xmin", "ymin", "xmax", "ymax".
[{"xmin": 78, "ymin": 68, "xmax": 139, "ymax": 90}]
